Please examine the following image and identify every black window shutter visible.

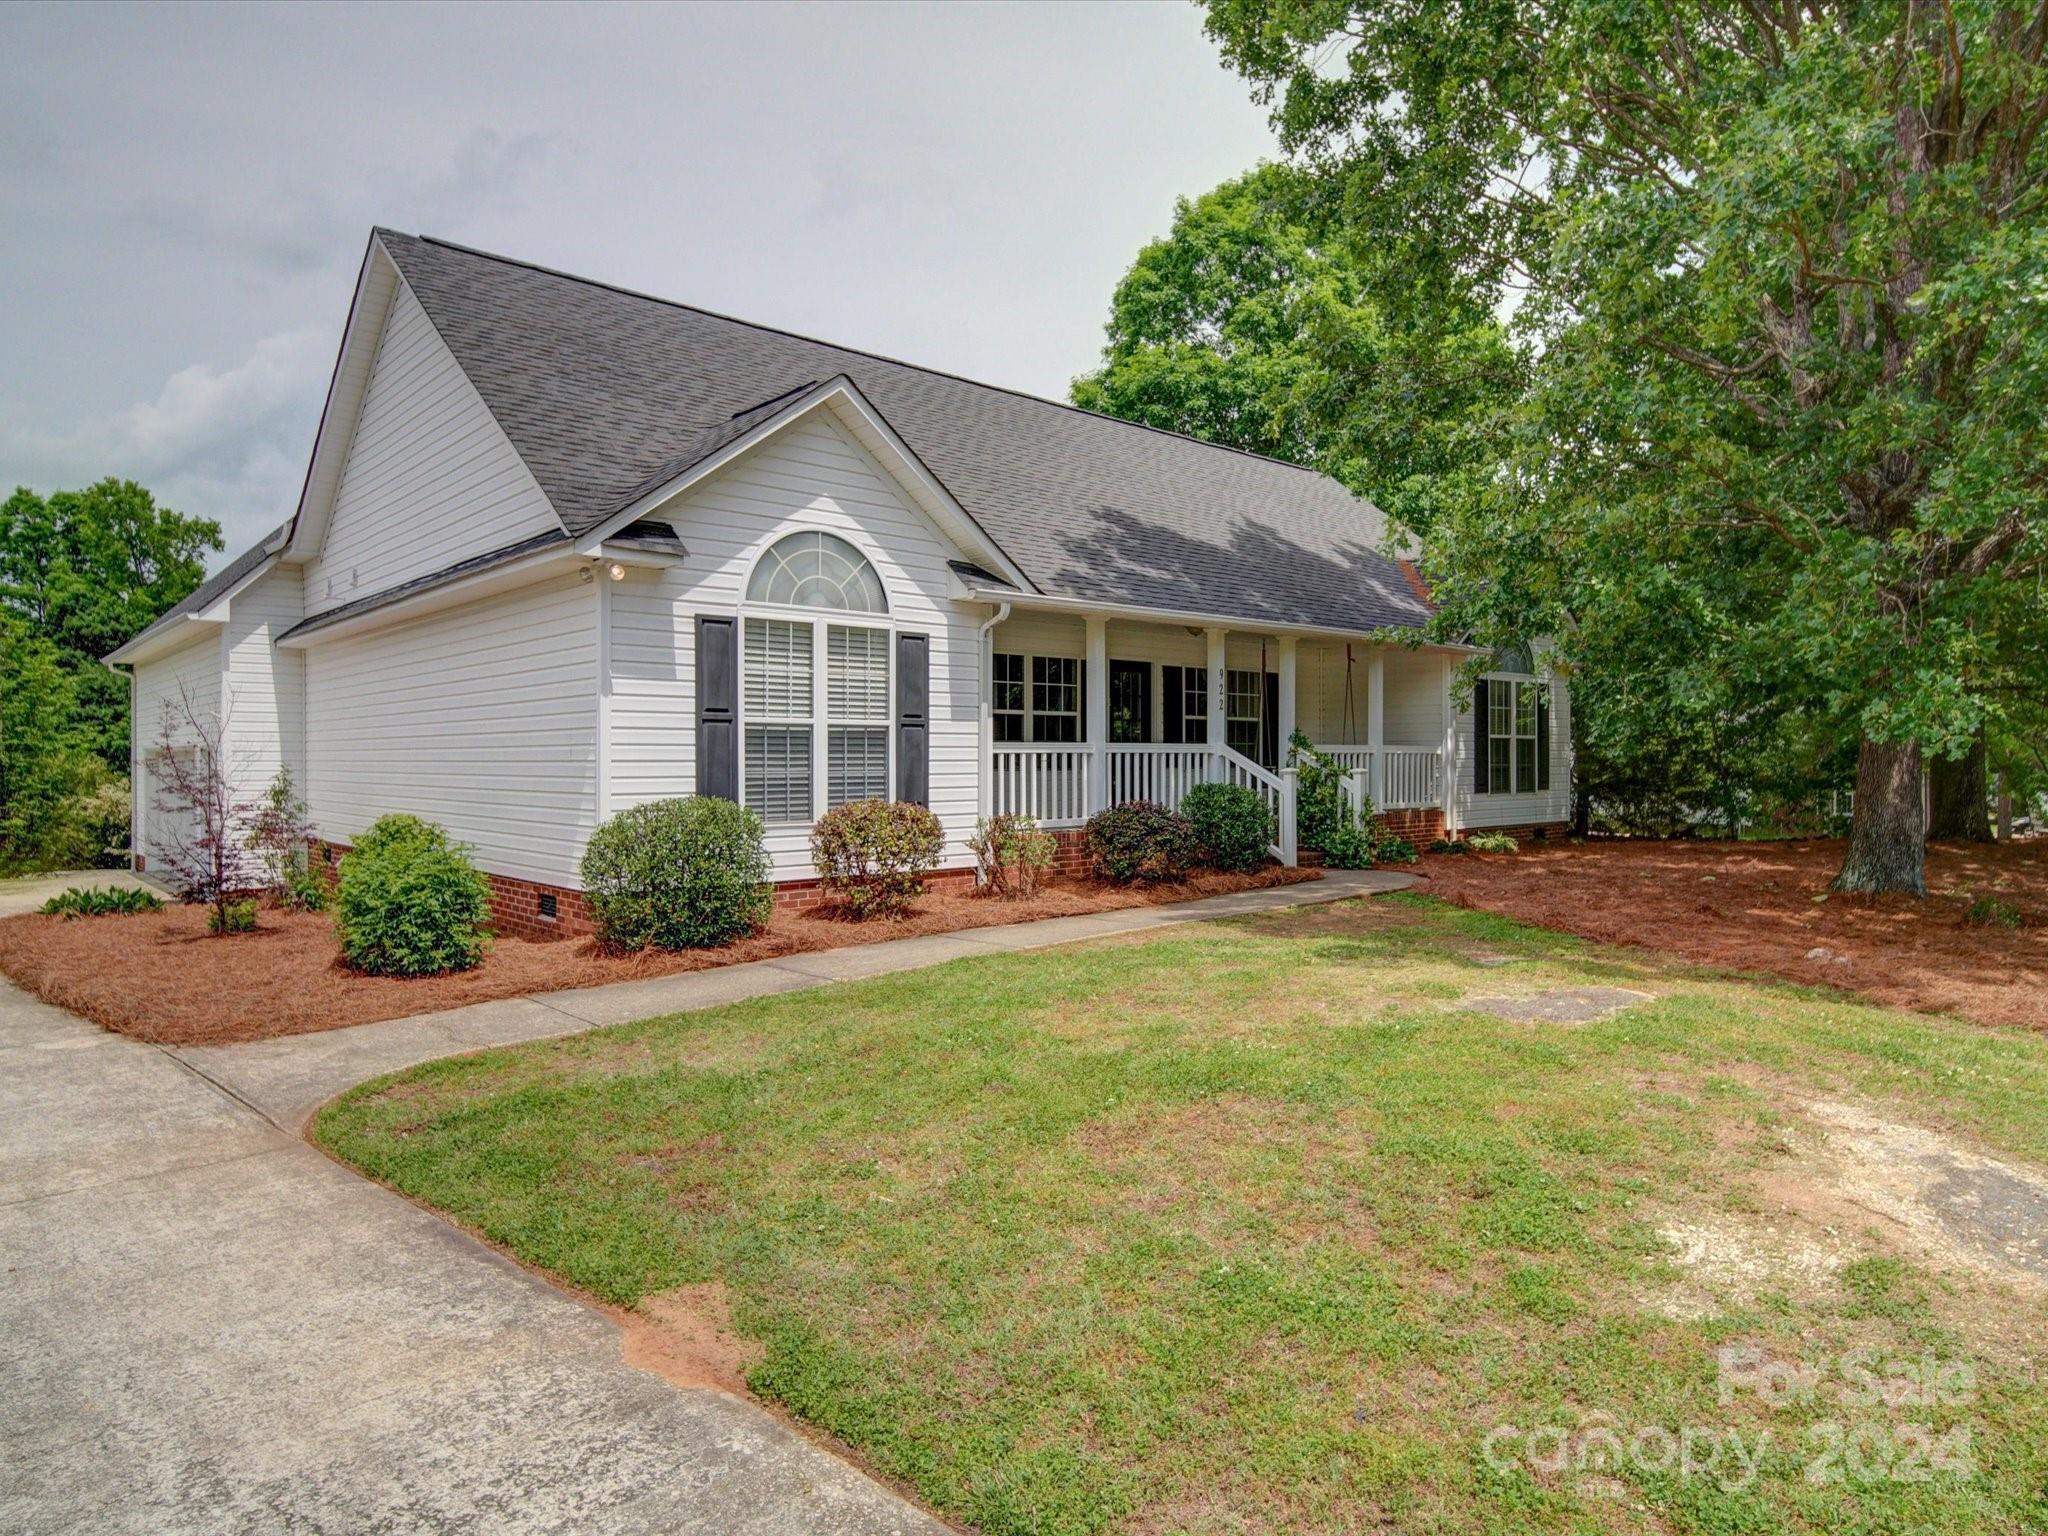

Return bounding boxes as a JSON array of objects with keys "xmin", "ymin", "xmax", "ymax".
[
  {"xmin": 1473, "ymin": 678, "xmax": 1490, "ymax": 794},
  {"xmin": 896, "ymin": 631, "xmax": 929, "ymax": 805},
  {"xmin": 1162, "ymin": 665, "xmax": 1184, "ymax": 744},
  {"xmin": 1076, "ymin": 660, "xmax": 1087, "ymax": 743},
  {"xmin": 696, "ymin": 616, "xmax": 739, "ymax": 801},
  {"xmin": 1536, "ymin": 683, "xmax": 1551, "ymax": 792}
]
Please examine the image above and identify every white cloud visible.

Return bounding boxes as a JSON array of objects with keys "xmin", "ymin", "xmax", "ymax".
[{"xmin": 0, "ymin": 326, "xmax": 329, "ymax": 559}]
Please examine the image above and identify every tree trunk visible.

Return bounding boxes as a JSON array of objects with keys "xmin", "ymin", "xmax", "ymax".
[
  {"xmin": 1996, "ymin": 770, "xmax": 2013, "ymax": 841},
  {"xmin": 1927, "ymin": 728, "xmax": 1992, "ymax": 842},
  {"xmin": 1833, "ymin": 737, "xmax": 1927, "ymax": 895}
]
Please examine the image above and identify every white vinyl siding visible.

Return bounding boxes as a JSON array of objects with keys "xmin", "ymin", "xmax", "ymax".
[
  {"xmin": 1452, "ymin": 663, "xmax": 1574, "ymax": 829},
  {"xmin": 304, "ymin": 281, "xmax": 559, "ymax": 616},
  {"xmin": 304, "ymin": 571, "xmax": 598, "ymax": 887},
  {"xmin": 603, "ymin": 407, "xmax": 982, "ymax": 881},
  {"xmin": 221, "ymin": 566, "xmax": 305, "ymax": 833},
  {"xmin": 132, "ymin": 632, "xmax": 223, "ymax": 872}
]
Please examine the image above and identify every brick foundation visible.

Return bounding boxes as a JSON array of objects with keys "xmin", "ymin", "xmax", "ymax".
[
  {"xmin": 309, "ymin": 838, "xmax": 595, "ymax": 942},
  {"xmin": 1457, "ymin": 821, "xmax": 1570, "ymax": 844},
  {"xmin": 766, "ymin": 864, "xmax": 982, "ymax": 912},
  {"xmin": 1376, "ymin": 806, "xmax": 1445, "ymax": 843},
  {"xmin": 305, "ymin": 809, "xmax": 1481, "ymax": 943}
]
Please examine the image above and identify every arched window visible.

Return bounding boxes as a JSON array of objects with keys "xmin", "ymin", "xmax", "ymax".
[
  {"xmin": 740, "ymin": 532, "xmax": 892, "ymax": 824},
  {"xmin": 1490, "ymin": 641, "xmax": 1534, "ymax": 676},
  {"xmin": 746, "ymin": 531, "xmax": 888, "ymax": 613}
]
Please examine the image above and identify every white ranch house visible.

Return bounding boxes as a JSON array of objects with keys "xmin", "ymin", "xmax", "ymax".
[{"xmin": 109, "ymin": 231, "xmax": 1570, "ymax": 931}]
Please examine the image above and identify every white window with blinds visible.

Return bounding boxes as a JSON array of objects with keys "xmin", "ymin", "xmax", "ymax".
[
  {"xmin": 744, "ymin": 617, "xmax": 814, "ymax": 822},
  {"xmin": 826, "ymin": 624, "xmax": 890, "ymax": 807},
  {"xmin": 740, "ymin": 531, "xmax": 900, "ymax": 826}
]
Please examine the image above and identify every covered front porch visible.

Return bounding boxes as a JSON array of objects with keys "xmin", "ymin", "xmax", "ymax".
[{"xmin": 978, "ymin": 608, "xmax": 1457, "ymax": 864}]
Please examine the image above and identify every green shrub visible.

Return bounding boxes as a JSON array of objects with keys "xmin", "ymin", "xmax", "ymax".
[
  {"xmin": 1181, "ymin": 782, "xmax": 1271, "ymax": 872},
  {"xmin": 1964, "ymin": 894, "xmax": 2023, "ymax": 929},
  {"xmin": 1288, "ymin": 730, "xmax": 1352, "ymax": 852},
  {"xmin": 1084, "ymin": 800, "xmax": 1196, "ymax": 885},
  {"xmin": 580, "ymin": 796, "xmax": 770, "ymax": 949},
  {"xmin": 336, "ymin": 815, "xmax": 493, "ymax": 975},
  {"xmin": 245, "ymin": 766, "xmax": 316, "ymax": 899},
  {"xmin": 1429, "ymin": 836, "xmax": 1472, "ymax": 854},
  {"xmin": 281, "ymin": 863, "xmax": 329, "ymax": 913},
  {"xmin": 1377, "ymin": 835, "xmax": 1419, "ymax": 865},
  {"xmin": 351, "ymin": 813, "xmax": 448, "ymax": 860},
  {"xmin": 968, "ymin": 813, "xmax": 1057, "ymax": 898},
  {"xmin": 1469, "ymin": 831, "xmax": 1520, "ymax": 854},
  {"xmin": 812, "ymin": 798, "xmax": 946, "ymax": 918},
  {"xmin": 208, "ymin": 897, "xmax": 257, "ymax": 935},
  {"xmin": 40, "ymin": 884, "xmax": 164, "ymax": 918}
]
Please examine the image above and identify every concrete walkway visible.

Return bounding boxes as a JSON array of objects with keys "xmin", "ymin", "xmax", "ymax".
[
  {"xmin": 1, "ymin": 868, "xmax": 1411, "ymax": 1534},
  {"xmin": 179, "ymin": 868, "xmax": 1415, "ymax": 1132}
]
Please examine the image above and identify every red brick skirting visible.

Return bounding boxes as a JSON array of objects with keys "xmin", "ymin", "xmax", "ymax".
[
  {"xmin": 1378, "ymin": 807, "xmax": 1446, "ymax": 842},
  {"xmin": 309, "ymin": 839, "xmax": 595, "ymax": 942},
  {"xmin": 767, "ymin": 865, "xmax": 981, "ymax": 912},
  {"xmin": 1460, "ymin": 821, "xmax": 1570, "ymax": 843}
]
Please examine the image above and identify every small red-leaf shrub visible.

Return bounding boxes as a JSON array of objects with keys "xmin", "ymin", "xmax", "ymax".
[
  {"xmin": 811, "ymin": 799, "xmax": 945, "ymax": 918},
  {"xmin": 1084, "ymin": 801, "xmax": 1196, "ymax": 885},
  {"xmin": 967, "ymin": 813, "xmax": 1057, "ymax": 898}
]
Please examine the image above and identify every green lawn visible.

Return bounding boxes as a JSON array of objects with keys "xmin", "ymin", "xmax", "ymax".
[{"xmin": 316, "ymin": 895, "xmax": 2048, "ymax": 1535}]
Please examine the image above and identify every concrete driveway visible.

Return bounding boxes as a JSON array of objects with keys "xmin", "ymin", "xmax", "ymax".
[
  {"xmin": 0, "ymin": 977, "xmax": 947, "ymax": 1535},
  {"xmin": 0, "ymin": 868, "xmax": 1418, "ymax": 1532}
]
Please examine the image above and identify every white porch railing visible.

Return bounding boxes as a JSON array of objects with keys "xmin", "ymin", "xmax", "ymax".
[
  {"xmin": 1103, "ymin": 743, "xmax": 1212, "ymax": 809},
  {"xmin": 1382, "ymin": 748, "xmax": 1442, "ymax": 809},
  {"xmin": 1313, "ymin": 745, "xmax": 1443, "ymax": 811},
  {"xmin": 988, "ymin": 744, "xmax": 1093, "ymax": 824},
  {"xmin": 990, "ymin": 742, "xmax": 1297, "ymax": 864},
  {"xmin": 1216, "ymin": 745, "xmax": 1297, "ymax": 865}
]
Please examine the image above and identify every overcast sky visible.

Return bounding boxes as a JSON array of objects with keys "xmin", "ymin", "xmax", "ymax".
[{"xmin": 0, "ymin": 0, "xmax": 1276, "ymax": 567}]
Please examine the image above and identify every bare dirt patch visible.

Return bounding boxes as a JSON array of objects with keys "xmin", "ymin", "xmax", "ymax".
[
  {"xmin": 0, "ymin": 866, "xmax": 1319, "ymax": 1046},
  {"xmin": 1787, "ymin": 1099, "xmax": 2048, "ymax": 1290},
  {"xmin": 1653, "ymin": 1212, "xmax": 1853, "ymax": 1319},
  {"xmin": 1649, "ymin": 1090, "xmax": 2048, "ymax": 1347},
  {"xmin": 613, "ymin": 1281, "xmax": 762, "ymax": 1394},
  {"xmin": 1467, "ymin": 986, "xmax": 1654, "ymax": 1024},
  {"xmin": 1417, "ymin": 839, "xmax": 2048, "ymax": 1029}
]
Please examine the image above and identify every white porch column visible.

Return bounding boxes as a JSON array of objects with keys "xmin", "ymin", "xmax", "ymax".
[
  {"xmin": 1367, "ymin": 648, "xmax": 1386, "ymax": 807},
  {"xmin": 1205, "ymin": 626, "xmax": 1228, "ymax": 770},
  {"xmin": 1276, "ymin": 636, "xmax": 1297, "ymax": 764},
  {"xmin": 1085, "ymin": 614, "xmax": 1108, "ymax": 814},
  {"xmin": 1439, "ymin": 652, "xmax": 1459, "ymax": 834},
  {"xmin": 977, "ymin": 616, "xmax": 995, "ymax": 820}
]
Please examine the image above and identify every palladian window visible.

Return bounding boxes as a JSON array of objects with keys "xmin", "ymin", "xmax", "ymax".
[
  {"xmin": 742, "ymin": 532, "xmax": 891, "ymax": 823},
  {"xmin": 745, "ymin": 530, "xmax": 889, "ymax": 612}
]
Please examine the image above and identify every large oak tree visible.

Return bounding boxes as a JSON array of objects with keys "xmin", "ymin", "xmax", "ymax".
[{"xmin": 1204, "ymin": 0, "xmax": 2048, "ymax": 893}]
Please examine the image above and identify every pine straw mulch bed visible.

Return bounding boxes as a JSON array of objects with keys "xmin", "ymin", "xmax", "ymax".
[
  {"xmin": 1414, "ymin": 836, "xmax": 2048, "ymax": 1030},
  {"xmin": 0, "ymin": 866, "xmax": 1321, "ymax": 1047}
]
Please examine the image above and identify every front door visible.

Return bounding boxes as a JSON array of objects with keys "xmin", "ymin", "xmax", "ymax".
[{"xmin": 1108, "ymin": 660, "xmax": 1151, "ymax": 743}]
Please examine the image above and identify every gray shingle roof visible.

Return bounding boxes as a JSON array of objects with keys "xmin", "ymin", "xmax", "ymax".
[
  {"xmin": 111, "ymin": 523, "xmax": 285, "ymax": 658},
  {"xmin": 378, "ymin": 232, "xmax": 1430, "ymax": 636}
]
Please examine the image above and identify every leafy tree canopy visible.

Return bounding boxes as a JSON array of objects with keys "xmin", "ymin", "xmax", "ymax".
[
  {"xmin": 0, "ymin": 479, "xmax": 219, "ymax": 871},
  {"xmin": 0, "ymin": 478, "xmax": 221, "ymax": 773},
  {"xmin": 1072, "ymin": 163, "xmax": 1522, "ymax": 534},
  {"xmin": 1201, "ymin": 0, "xmax": 2048, "ymax": 892}
]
